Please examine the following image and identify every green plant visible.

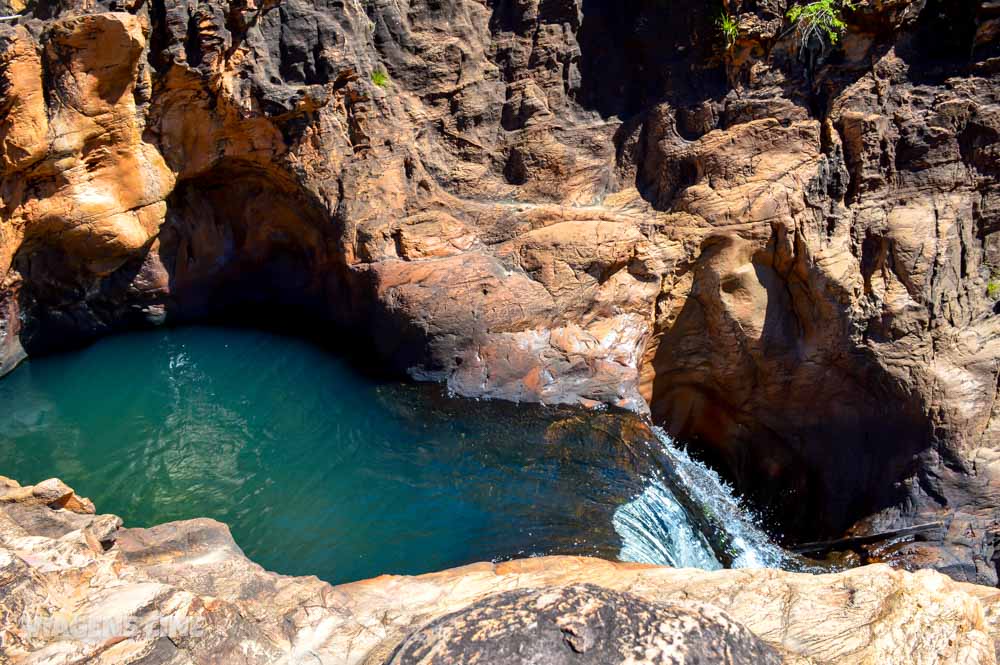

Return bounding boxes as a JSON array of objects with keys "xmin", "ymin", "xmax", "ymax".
[
  {"xmin": 370, "ymin": 70, "xmax": 389, "ymax": 88},
  {"xmin": 989, "ymin": 271, "xmax": 1000, "ymax": 300},
  {"xmin": 717, "ymin": 11, "xmax": 738, "ymax": 50},
  {"xmin": 786, "ymin": 0, "xmax": 855, "ymax": 50}
]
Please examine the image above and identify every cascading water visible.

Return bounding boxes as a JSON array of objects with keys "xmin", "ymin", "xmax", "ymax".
[
  {"xmin": 613, "ymin": 426, "xmax": 787, "ymax": 570},
  {"xmin": 613, "ymin": 479, "xmax": 724, "ymax": 570}
]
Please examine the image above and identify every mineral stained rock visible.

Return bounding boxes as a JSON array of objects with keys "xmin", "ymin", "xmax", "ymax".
[
  {"xmin": 2, "ymin": 477, "xmax": 1000, "ymax": 664},
  {"xmin": 0, "ymin": 0, "xmax": 998, "ymax": 581}
]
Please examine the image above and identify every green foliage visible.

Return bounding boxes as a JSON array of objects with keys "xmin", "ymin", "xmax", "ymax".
[
  {"xmin": 717, "ymin": 11, "xmax": 738, "ymax": 50},
  {"xmin": 370, "ymin": 70, "xmax": 389, "ymax": 88},
  {"xmin": 989, "ymin": 271, "xmax": 1000, "ymax": 300},
  {"xmin": 786, "ymin": 0, "xmax": 855, "ymax": 49}
]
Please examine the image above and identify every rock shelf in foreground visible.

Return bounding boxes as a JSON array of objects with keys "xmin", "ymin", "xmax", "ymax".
[{"xmin": 1, "ymin": 476, "xmax": 999, "ymax": 664}]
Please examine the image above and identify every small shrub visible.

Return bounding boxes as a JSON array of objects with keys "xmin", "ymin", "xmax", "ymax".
[
  {"xmin": 717, "ymin": 11, "xmax": 738, "ymax": 50},
  {"xmin": 989, "ymin": 272, "xmax": 1000, "ymax": 300},
  {"xmin": 371, "ymin": 70, "xmax": 389, "ymax": 88},
  {"xmin": 787, "ymin": 0, "xmax": 855, "ymax": 50}
]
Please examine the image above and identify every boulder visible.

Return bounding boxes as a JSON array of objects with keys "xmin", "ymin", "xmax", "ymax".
[{"xmin": 383, "ymin": 584, "xmax": 782, "ymax": 665}]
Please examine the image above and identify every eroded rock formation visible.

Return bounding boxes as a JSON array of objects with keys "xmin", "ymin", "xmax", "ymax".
[
  {"xmin": 0, "ymin": 0, "xmax": 999, "ymax": 582},
  {"xmin": 3, "ymin": 476, "xmax": 1000, "ymax": 664}
]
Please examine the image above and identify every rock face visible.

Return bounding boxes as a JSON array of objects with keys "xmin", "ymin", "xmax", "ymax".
[
  {"xmin": 0, "ymin": 0, "xmax": 998, "ymax": 582},
  {"xmin": 383, "ymin": 584, "xmax": 783, "ymax": 665},
  {"xmin": 3, "ymin": 477, "xmax": 1000, "ymax": 664}
]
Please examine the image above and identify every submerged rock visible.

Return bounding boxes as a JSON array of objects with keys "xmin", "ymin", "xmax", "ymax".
[{"xmin": 1, "ymin": 477, "xmax": 999, "ymax": 664}]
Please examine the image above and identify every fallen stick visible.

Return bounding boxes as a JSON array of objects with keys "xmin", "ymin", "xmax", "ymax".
[{"xmin": 791, "ymin": 522, "xmax": 944, "ymax": 555}]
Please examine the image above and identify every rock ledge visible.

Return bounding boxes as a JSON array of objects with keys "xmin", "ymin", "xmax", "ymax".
[{"xmin": 1, "ymin": 476, "xmax": 1000, "ymax": 664}]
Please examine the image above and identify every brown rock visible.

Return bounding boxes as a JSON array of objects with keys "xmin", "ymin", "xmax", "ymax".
[{"xmin": 0, "ymin": 477, "xmax": 95, "ymax": 513}]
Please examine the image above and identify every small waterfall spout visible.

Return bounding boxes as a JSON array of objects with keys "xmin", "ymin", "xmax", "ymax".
[{"xmin": 614, "ymin": 427, "xmax": 786, "ymax": 570}]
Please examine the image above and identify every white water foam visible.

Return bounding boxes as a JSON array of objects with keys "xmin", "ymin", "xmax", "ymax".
[{"xmin": 613, "ymin": 426, "xmax": 786, "ymax": 570}]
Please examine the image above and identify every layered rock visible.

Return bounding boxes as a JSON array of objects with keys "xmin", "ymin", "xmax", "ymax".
[
  {"xmin": 2, "ymin": 476, "xmax": 1000, "ymax": 664},
  {"xmin": 0, "ymin": 0, "xmax": 998, "ymax": 583}
]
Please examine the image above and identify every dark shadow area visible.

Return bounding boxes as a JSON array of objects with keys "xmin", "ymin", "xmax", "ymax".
[
  {"xmin": 152, "ymin": 162, "xmax": 338, "ymax": 317},
  {"xmin": 647, "ymin": 249, "xmax": 933, "ymax": 544},
  {"xmin": 11, "ymin": 159, "xmax": 409, "ymax": 384},
  {"xmin": 573, "ymin": 0, "xmax": 728, "ymax": 120},
  {"xmin": 14, "ymin": 258, "xmax": 400, "ymax": 385},
  {"xmin": 894, "ymin": 0, "xmax": 978, "ymax": 84}
]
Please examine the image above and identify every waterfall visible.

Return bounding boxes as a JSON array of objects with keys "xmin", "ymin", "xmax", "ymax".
[{"xmin": 613, "ymin": 427, "xmax": 786, "ymax": 570}]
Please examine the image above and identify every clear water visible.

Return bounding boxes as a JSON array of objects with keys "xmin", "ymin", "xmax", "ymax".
[
  {"xmin": 614, "ymin": 478, "xmax": 724, "ymax": 570},
  {"xmin": 0, "ymin": 325, "xmax": 784, "ymax": 585},
  {"xmin": 614, "ymin": 428, "xmax": 786, "ymax": 570}
]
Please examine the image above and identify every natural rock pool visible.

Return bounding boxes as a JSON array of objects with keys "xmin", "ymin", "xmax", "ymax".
[{"xmin": 0, "ymin": 326, "xmax": 785, "ymax": 584}]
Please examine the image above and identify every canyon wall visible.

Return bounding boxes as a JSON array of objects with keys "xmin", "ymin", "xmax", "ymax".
[{"xmin": 0, "ymin": 0, "xmax": 999, "ymax": 582}]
